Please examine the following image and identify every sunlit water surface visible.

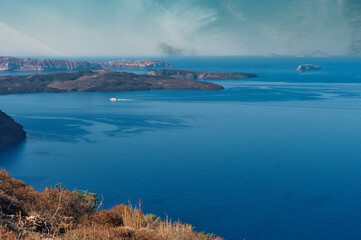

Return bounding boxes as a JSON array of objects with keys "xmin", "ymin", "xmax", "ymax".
[{"xmin": 1, "ymin": 57, "xmax": 361, "ymax": 240}]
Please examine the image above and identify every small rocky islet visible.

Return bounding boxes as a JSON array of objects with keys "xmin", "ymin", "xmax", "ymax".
[{"xmin": 297, "ymin": 64, "xmax": 322, "ymax": 71}]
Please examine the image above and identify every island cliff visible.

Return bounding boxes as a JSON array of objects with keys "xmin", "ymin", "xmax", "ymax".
[
  {"xmin": 0, "ymin": 110, "xmax": 26, "ymax": 148},
  {"xmin": 0, "ymin": 70, "xmax": 223, "ymax": 95},
  {"xmin": 0, "ymin": 56, "xmax": 173, "ymax": 72},
  {"xmin": 147, "ymin": 69, "xmax": 258, "ymax": 80}
]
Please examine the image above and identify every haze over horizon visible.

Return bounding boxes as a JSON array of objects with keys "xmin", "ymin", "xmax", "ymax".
[{"xmin": 0, "ymin": 0, "xmax": 360, "ymax": 57}]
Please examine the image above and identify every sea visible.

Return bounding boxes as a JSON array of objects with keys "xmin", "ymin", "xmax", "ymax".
[{"xmin": 1, "ymin": 56, "xmax": 361, "ymax": 240}]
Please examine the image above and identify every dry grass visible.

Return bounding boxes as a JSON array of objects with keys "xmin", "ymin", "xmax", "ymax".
[{"xmin": 0, "ymin": 169, "xmax": 223, "ymax": 240}]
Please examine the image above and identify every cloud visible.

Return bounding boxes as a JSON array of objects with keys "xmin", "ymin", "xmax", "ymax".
[
  {"xmin": 223, "ymin": 0, "xmax": 247, "ymax": 22},
  {"xmin": 251, "ymin": 0, "xmax": 348, "ymax": 55},
  {"xmin": 157, "ymin": 43, "xmax": 185, "ymax": 56},
  {"xmin": 341, "ymin": 0, "xmax": 361, "ymax": 54},
  {"xmin": 0, "ymin": 0, "xmax": 352, "ymax": 56},
  {"xmin": 0, "ymin": 21, "xmax": 61, "ymax": 56}
]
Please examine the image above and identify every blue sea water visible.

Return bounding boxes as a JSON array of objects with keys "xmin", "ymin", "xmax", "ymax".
[{"xmin": 1, "ymin": 57, "xmax": 361, "ymax": 239}]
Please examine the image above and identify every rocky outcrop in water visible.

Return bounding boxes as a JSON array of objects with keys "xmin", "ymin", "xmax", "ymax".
[
  {"xmin": 0, "ymin": 110, "xmax": 26, "ymax": 148},
  {"xmin": 0, "ymin": 70, "xmax": 223, "ymax": 95},
  {"xmin": 297, "ymin": 64, "xmax": 322, "ymax": 71},
  {"xmin": 147, "ymin": 69, "xmax": 258, "ymax": 80},
  {"xmin": 0, "ymin": 56, "xmax": 173, "ymax": 72}
]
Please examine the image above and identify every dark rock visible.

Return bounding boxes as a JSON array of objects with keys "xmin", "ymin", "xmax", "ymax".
[
  {"xmin": 0, "ymin": 110, "xmax": 26, "ymax": 148},
  {"xmin": 147, "ymin": 69, "xmax": 258, "ymax": 80}
]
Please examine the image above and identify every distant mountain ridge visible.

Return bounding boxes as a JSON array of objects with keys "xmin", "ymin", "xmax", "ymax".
[{"xmin": 0, "ymin": 56, "xmax": 173, "ymax": 72}]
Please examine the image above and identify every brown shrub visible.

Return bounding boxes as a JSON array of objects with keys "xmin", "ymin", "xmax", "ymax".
[
  {"xmin": 61, "ymin": 225, "xmax": 137, "ymax": 240},
  {"xmin": 0, "ymin": 169, "xmax": 223, "ymax": 240},
  {"xmin": 0, "ymin": 169, "xmax": 98, "ymax": 235},
  {"xmin": 0, "ymin": 226, "xmax": 17, "ymax": 240},
  {"xmin": 0, "ymin": 169, "xmax": 38, "ymax": 216},
  {"xmin": 89, "ymin": 208, "xmax": 124, "ymax": 227}
]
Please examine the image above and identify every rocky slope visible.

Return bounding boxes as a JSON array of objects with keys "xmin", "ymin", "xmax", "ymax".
[
  {"xmin": 0, "ymin": 110, "xmax": 26, "ymax": 148},
  {"xmin": 297, "ymin": 64, "xmax": 322, "ymax": 71},
  {"xmin": 147, "ymin": 69, "xmax": 258, "ymax": 80},
  {"xmin": 0, "ymin": 70, "xmax": 223, "ymax": 95},
  {"xmin": 0, "ymin": 56, "xmax": 173, "ymax": 72}
]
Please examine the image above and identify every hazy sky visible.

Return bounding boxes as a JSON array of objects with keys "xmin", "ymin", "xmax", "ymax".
[{"xmin": 0, "ymin": 0, "xmax": 360, "ymax": 56}]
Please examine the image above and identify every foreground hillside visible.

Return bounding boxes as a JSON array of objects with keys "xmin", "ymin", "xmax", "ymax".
[
  {"xmin": 0, "ymin": 169, "xmax": 223, "ymax": 240},
  {"xmin": 0, "ymin": 110, "xmax": 26, "ymax": 148},
  {"xmin": 0, "ymin": 70, "xmax": 223, "ymax": 95}
]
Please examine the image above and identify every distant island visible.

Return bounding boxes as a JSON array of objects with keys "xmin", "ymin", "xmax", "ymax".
[
  {"xmin": 296, "ymin": 50, "xmax": 329, "ymax": 58},
  {"xmin": 0, "ymin": 70, "xmax": 223, "ymax": 95},
  {"xmin": 297, "ymin": 64, "xmax": 322, "ymax": 71},
  {"xmin": 0, "ymin": 56, "xmax": 173, "ymax": 72},
  {"xmin": 266, "ymin": 50, "xmax": 329, "ymax": 58},
  {"xmin": 147, "ymin": 69, "xmax": 258, "ymax": 80},
  {"xmin": 0, "ymin": 110, "xmax": 26, "ymax": 148}
]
